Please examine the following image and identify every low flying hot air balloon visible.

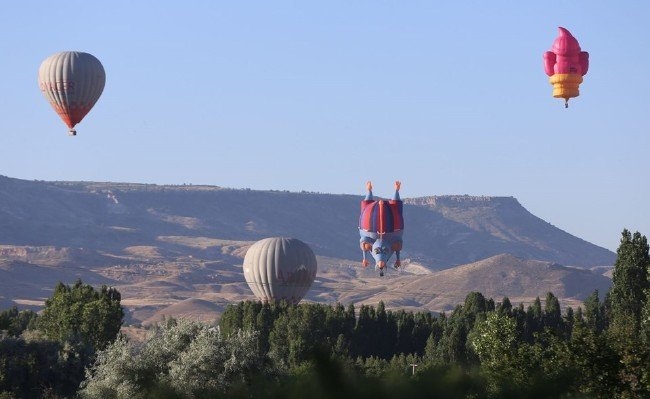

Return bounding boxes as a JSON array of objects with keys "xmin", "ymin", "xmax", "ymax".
[
  {"xmin": 38, "ymin": 51, "xmax": 106, "ymax": 136},
  {"xmin": 543, "ymin": 27, "xmax": 589, "ymax": 108},
  {"xmin": 359, "ymin": 181, "xmax": 404, "ymax": 277},
  {"xmin": 243, "ymin": 237, "xmax": 317, "ymax": 304}
]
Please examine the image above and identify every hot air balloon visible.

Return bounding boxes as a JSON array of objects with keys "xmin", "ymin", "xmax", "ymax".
[
  {"xmin": 243, "ymin": 237, "xmax": 317, "ymax": 304},
  {"xmin": 38, "ymin": 51, "xmax": 106, "ymax": 136},
  {"xmin": 359, "ymin": 181, "xmax": 404, "ymax": 277},
  {"xmin": 543, "ymin": 27, "xmax": 589, "ymax": 108}
]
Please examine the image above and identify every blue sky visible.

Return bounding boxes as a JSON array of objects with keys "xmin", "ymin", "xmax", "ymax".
[{"xmin": 1, "ymin": 1, "xmax": 648, "ymax": 252}]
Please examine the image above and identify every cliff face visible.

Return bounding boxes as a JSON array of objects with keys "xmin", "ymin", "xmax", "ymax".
[{"xmin": 0, "ymin": 176, "xmax": 615, "ymax": 270}]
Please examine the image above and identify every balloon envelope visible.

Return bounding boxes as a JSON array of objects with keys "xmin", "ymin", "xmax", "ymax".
[
  {"xmin": 543, "ymin": 27, "xmax": 589, "ymax": 107},
  {"xmin": 243, "ymin": 237, "xmax": 317, "ymax": 304},
  {"xmin": 38, "ymin": 51, "xmax": 106, "ymax": 135}
]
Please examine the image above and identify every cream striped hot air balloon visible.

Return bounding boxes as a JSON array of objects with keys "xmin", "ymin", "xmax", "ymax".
[
  {"xmin": 243, "ymin": 237, "xmax": 317, "ymax": 304},
  {"xmin": 38, "ymin": 51, "xmax": 106, "ymax": 136}
]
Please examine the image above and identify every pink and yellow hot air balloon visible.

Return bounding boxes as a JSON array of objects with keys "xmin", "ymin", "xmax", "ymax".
[
  {"xmin": 38, "ymin": 51, "xmax": 106, "ymax": 136},
  {"xmin": 543, "ymin": 27, "xmax": 589, "ymax": 108}
]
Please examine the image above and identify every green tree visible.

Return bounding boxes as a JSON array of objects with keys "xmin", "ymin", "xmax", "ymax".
[
  {"xmin": 413, "ymin": 311, "xmax": 437, "ymax": 356},
  {"xmin": 496, "ymin": 296, "xmax": 512, "ymax": 316},
  {"xmin": 267, "ymin": 304, "xmax": 332, "ymax": 369},
  {"xmin": 394, "ymin": 310, "xmax": 415, "ymax": 355},
  {"xmin": 470, "ymin": 311, "xmax": 527, "ymax": 396},
  {"xmin": 584, "ymin": 289, "xmax": 606, "ymax": 334},
  {"xmin": 242, "ymin": 300, "xmax": 262, "ymax": 331},
  {"xmin": 528, "ymin": 329, "xmax": 576, "ymax": 395},
  {"xmin": 0, "ymin": 307, "xmax": 37, "ymax": 336},
  {"xmin": 642, "ymin": 294, "xmax": 650, "ymax": 392},
  {"xmin": 268, "ymin": 310, "xmax": 291, "ymax": 371},
  {"xmin": 563, "ymin": 306, "xmax": 575, "ymax": 336},
  {"xmin": 354, "ymin": 304, "xmax": 376, "ymax": 358},
  {"xmin": 608, "ymin": 229, "xmax": 650, "ymax": 396},
  {"xmin": 423, "ymin": 314, "xmax": 445, "ymax": 365},
  {"xmin": 360, "ymin": 355, "xmax": 389, "ymax": 377},
  {"xmin": 0, "ymin": 334, "xmax": 89, "ymax": 399},
  {"xmin": 543, "ymin": 292, "xmax": 564, "ymax": 337},
  {"xmin": 460, "ymin": 292, "xmax": 490, "ymax": 365},
  {"xmin": 255, "ymin": 301, "xmax": 274, "ymax": 353},
  {"xmin": 524, "ymin": 297, "xmax": 544, "ymax": 343},
  {"xmin": 219, "ymin": 301, "xmax": 245, "ymax": 336},
  {"xmin": 38, "ymin": 280, "xmax": 123, "ymax": 351},
  {"xmin": 569, "ymin": 313, "xmax": 621, "ymax": 398},
  {"xmin": 324, "ymin": 303, "xmax": 354, "ymax": 357},
  {"xmin": 423, "ymin": 331, "xmax": 439, "ymax": 365},
  {"xmin": 610, "ymin": 230, "xmax": 650, "ymax": 331},
  {"xmin": 436, "ymin": 308, "xmax": 468, "ymax": 366},
  {"xmin": 374, "ymin": 301, "xmax": 397, "ymax": 359},
  {"xmin": 462, "ymin": 292, "xmax": 490, "ymax": 326}
]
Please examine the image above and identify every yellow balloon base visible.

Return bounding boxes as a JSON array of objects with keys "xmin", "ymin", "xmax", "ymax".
[{"xmin": 549, "ymin": 74, "xmax": 583, "ymax": 106}]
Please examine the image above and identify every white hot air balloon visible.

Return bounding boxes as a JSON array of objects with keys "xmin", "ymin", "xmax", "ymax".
[
  {"xmin": 38, "ymin": 51, "xmax": 106, "ymax": 136},
  {"xmin": 243, "ymin": 237, "xmax": 317, "ymax": 304}
]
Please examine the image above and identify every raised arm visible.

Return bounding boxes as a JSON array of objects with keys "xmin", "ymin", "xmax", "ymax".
[
  {"xmin": 393, "ymin": 180, "xmax": 401, "ymax": 201},
  {"xmin": 364, "ymin": 181, "xmax": 374, "ymax": 201}
]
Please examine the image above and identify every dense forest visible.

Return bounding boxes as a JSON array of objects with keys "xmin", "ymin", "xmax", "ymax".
[{"xmin": 1, "ymin": 229, "xmax": 649, "ymax": 398}]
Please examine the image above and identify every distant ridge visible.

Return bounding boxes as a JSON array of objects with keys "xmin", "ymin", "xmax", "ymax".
[{"xmin": 0, "ymin": 175, "xmax": 614, "ymax": 269}]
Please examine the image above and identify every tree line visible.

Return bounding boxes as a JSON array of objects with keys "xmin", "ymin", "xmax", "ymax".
[
  {"xmin": 0, "ymin": 280, "xmax": 123, "ymax": 398},
  {"xmin": 1, "ymin": 229, "xmax": 648, "ymax": 398}
]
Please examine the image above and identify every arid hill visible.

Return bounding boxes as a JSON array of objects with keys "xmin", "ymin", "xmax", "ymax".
[{"xmin": 365, "ymin": 253, "xmax": 613, "ymax": 312}]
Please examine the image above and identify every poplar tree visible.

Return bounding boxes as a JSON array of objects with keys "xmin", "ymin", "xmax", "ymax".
[
  {"xmin": 608, "ymin": 229, "xmax": 650, "ymax": 396},
  {"xmin": 610, "ymin": 229, "xmax": 650, "ymax": 331},
  {"xmin": 584, "ymin": 289, "xmax": 606, "ymax": 334},
  {"xmin": 543, "ymin": 292, "xmax": 563, "ymax": 336}
]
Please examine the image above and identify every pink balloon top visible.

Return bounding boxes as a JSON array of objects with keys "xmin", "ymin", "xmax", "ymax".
[{"xmin": 543, "ymin": 27, "xmax": 589, "ymax": 77}]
